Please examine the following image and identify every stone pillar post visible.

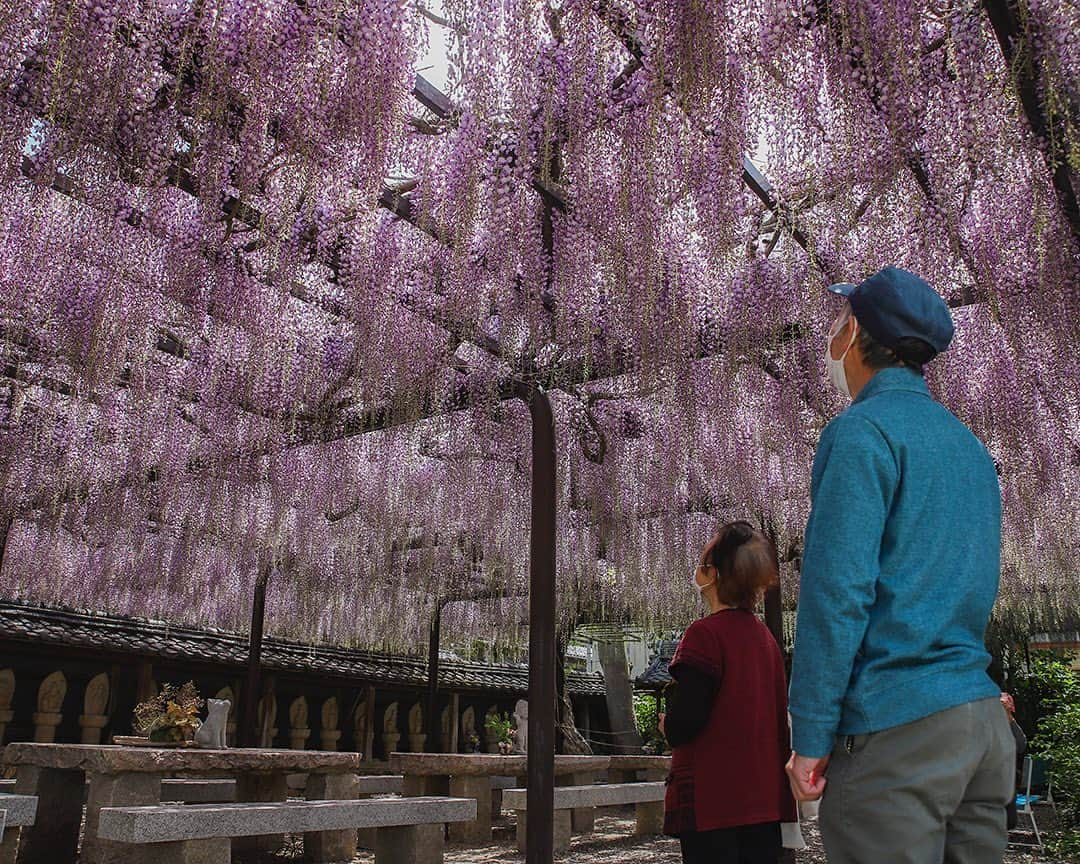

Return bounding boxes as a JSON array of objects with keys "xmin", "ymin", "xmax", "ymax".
[
  {"xmin": 448, "ymin": 775, "xmax": 493, "ymax": 844},
  {"xmin": 82, "ymin": 771, "xmax": 163, "ymax": 864},
  {"xmin": 303, "ymin": 773, "xmax": 358, "ymax": 862},
  {"xmin": 32, "ymin": 672, "xmax": 66, "ymax": 744},
  {"xmin": 13, "ymin": 765, "xmax": 84, "ymax": 864}
]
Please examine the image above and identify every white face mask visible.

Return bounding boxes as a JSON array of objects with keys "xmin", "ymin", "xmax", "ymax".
[{"xmin": 825, "ymin": 313, "xmax": 858, "ymax": 398}]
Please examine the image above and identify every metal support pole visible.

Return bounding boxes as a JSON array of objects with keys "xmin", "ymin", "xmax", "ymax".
[
  {"xmin": 240, "ymin": 568, "xmax": 270, "ymax": 748},
  {"xmin": 526, "ymin": 389, "xmax": 557, "ymax": 864},
  {"xmin": 426, "ymin": 605, "xmax": 442, "ymax": 752}
]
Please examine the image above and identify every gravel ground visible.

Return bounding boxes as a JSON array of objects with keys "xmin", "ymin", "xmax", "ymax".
[{"xmin": 271, "ymin": 807, "xmax": 1078, "ymax": 864}]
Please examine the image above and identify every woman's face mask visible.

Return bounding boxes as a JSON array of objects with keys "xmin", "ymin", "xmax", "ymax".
[
  {"xmin": 825, "ymin": 310, "xmax": 858, "ymax": 398},
  {"xmin": 692, "ymin": 564, "xmax": 716, "ymax": 596}
]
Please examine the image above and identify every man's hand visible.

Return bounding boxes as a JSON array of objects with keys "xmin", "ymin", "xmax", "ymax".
[{"xmin": 785, "ymin": 751, "xmax": 830, "ymax": 802}]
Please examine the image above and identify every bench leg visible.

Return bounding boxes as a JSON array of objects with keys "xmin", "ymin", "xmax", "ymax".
[
  {"xmin": 375, "ymin": 823, "xmax": 444, "ymax": 864},
  {"xmin": 515, "ymin": 810, "xmax": 571, "ymax": 854},
  {"xmin": 635, "ymin": 800, "xmax": 665, "ymax": 835},
  {"xmin": 83, "ymin": 771, "xmax": 164, "ymax": 864},
  {"xmin": 560, "ymin": 772, "xmax": 595, "ymax": 834},
  {"xmin": 448, "ymin": 775, "xmax": 491, "ymax": 844},
  {"xmin": 0, "ymin": 827, "xmax": 20, "ymax": 864},
  {"xmin": 12, "ymin": 765, "xmax": 83, "ymax": 864},
  {"xmin": 303, "ymin": 772, "xmax": 358, "ymax": 862},
  {"xmin": 234, "ymin": 772, "xmax": 288, "ymax": 859},
  {"xmin": 154, "ymin": 839, "xmax": 231, "ymax": 864}
]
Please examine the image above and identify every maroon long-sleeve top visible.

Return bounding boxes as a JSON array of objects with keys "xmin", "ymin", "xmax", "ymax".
[{"xmin": 663, "ymin": 608, "xmax": 797, "ymax": 836}]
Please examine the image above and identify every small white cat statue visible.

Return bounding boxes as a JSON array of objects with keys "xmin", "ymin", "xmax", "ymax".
[{"xmin": 195, "ymin": 698, "xmax": 231, "ymax": 749}]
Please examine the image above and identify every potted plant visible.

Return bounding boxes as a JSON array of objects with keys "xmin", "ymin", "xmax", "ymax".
[
  {"xmin": 132, "ymin": 682, "xmax": 203, "ymax": 744},
  {"xmin": 485, "ymin": 713, "xmax": 514, "ymax": 755}
]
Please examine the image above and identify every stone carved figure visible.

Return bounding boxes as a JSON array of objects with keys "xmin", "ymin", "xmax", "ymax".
[
  {"xmin": 461, "ymin": 705, "xmax": 477, "ymax": 749},
  {"xmin": 383, "ymin": 702, "xmax": 399, "ymax": 733},
  {"xmin": 320, "ymin": 697, "xmax": 342, "ymax": 751},
  {"xmin": 79, "ymin": 673, "xmax": 111, "ymax": 744},
  {"xmin": 195, "ymin": 699, "xmax": 231, "ymax": 749},
  {"xmin": 38, "ymin": 671, "xmax": 66, "ymax": 712},
  {"xmin": 34, "ymin": 671, "xmax": 66, "ymax": 744},
  {"xmin": 381, "ymin": 702, "xmax": 401, "ymax": 755},
  {"xmin": 289, "ymin": 697, "xmax": 311, "ymax": 749},
  {"xmin": 84, "ymin": 673, "xmax": 110, "ymax": 715},
  {"xmin": 322, "ymin": 697, "xmax": 339, "ymax": 731},
  {"xmin": 290, "ymin": 696, "xmax": 309, "ymax": 729},
  {"xmin": 407, "ymin": 702, "xmax": 426, "ymax": 752},
  {"xmin": 512, "ymin": 699, "xmax": 528, "ymax": 755}
]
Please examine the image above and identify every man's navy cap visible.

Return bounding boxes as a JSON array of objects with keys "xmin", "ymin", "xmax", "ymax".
[{"xmin": 827, "ymin": 267, "xmax": 955, "ymax": 356}]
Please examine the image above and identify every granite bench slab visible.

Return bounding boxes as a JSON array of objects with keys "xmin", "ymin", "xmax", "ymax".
[
  {"xmin": 0, "ymin": 794, "xmax": 37, "ymax": 827},
  {"xmin": 503, "ymin": 782, "xmax": 665, "ymax": 810},
  {"xmin": 98, "ymin": 796, "xmax": 477, "ymax": 843}
]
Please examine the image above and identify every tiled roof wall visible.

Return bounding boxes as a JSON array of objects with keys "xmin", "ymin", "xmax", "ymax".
[{"xmin": 0, "ymin": 600, "xmax": 605, "ymax": 697}]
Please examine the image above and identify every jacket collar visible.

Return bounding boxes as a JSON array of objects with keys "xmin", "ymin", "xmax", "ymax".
[{"xmin": 853, "ymin": 367, "xmax": 931, "ymax": 405}]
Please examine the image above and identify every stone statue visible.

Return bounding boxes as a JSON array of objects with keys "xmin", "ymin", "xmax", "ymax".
[
  {"xmin": 383, "ymin": 702, "xmax": 398, "ymax": 733},
  {"xmin": 461, "ymin": 705, "xmax": 477, "ymax": 751},
  {"xmin": 407, "ymin": 702, "xmax": 426, "ymax": 752},
  {"xmin": 381, "ymin": 702, "xmax": 401, "ymax": 755},
  {"xmin": 289, "ymin": 697, "xmax": 311, "ymax": 750},
  {"xmin": 38, "ymin": 671, "xmax": 66, "ymax": 712},
  {"xmin": 34, "ymin": 671, "xmax": 66, "ymax": 743},
  {"xmin": 320, "ymin": 698, "xmax": 341, "ymax": 751},
  {"xmin": 512, "ymin": 699, "xmax": 528, "ymax": 755},
  {"xmin": 84, "ymin": 673, "xmax": 110, "ymax": 715},
  {"xmin": 79, "ymin": 673, "xmax": 111, "ymax": 745},
  {"xmin": 408, "ymin": 702, "xmax": 424, "ymax": 734},
  {"xmin": 195, "ymin": 699, "xmax": 230, "ymax": 749}
]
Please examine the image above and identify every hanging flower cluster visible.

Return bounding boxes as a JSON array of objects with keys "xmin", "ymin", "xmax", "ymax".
[{"xmin": 0, "ymin": 0, "xmax": 1075, "ymax": 651}]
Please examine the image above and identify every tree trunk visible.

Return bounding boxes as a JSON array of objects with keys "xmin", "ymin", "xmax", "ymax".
[
  {"xmin": 597, "ymin": 637, "xmax": 642, "ymax": 753},
  {"xmin": 554, "ymin": 632, "xmax": 591, "ymax": 755}
]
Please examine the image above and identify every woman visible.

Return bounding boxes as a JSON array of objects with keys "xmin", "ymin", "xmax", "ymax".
[{"xmin": 661, "ymin": 521, "xmax": 797, "ymax": 864}]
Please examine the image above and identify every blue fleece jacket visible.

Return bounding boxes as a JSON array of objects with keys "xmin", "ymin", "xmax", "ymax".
[{"xmin": 789, "ymin": 367, "xmax": 1002, "ymax": 759}]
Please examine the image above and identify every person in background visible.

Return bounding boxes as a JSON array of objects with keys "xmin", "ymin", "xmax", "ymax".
[
  {"xmin": 660, "ymin": 521, "xmax": 796, "ymax": 864},
  {"xmin": 1001, "ymin": 692, "xmax": 1026, "ymax": 831},
  {"xmin": 786, "ymin": 267, "xmax": 1013, "ymax": 864}
]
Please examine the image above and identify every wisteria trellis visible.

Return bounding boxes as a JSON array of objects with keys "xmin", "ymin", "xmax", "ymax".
[{"xmin": 0, "ymin": 0, "xmax": 1076, "ymax": 653}]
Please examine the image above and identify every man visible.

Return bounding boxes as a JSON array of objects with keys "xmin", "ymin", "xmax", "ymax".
[{"xmin": 786, "ymin": 267, "xmax": 1013, "ymax": 863}]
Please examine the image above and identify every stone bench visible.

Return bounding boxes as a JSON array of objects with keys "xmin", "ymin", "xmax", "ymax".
[
  {"xmin": 98, "ymin": 796, "xmax": 477, "ymax": 864},
  {"xmin": 503, "ymin": 782, "xmax": 666, "ymax": 852},
  {"xmin": 0, "ymin": 793, "xmax": 38, "ymax": 864}
]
